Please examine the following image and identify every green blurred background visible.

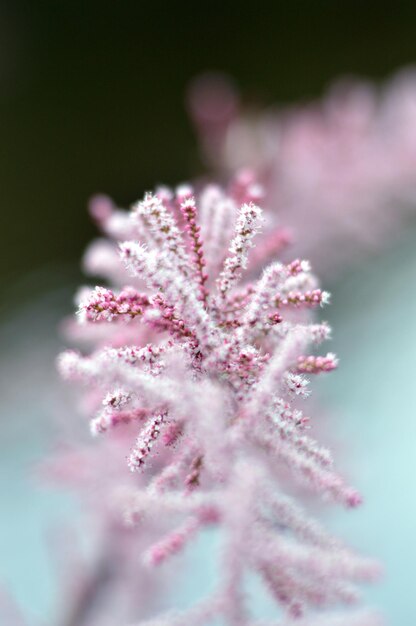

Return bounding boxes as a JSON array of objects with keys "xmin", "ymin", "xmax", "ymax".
[{"xmin": 2, "ymin": 0, "xmax": 416, "ymax": 311}]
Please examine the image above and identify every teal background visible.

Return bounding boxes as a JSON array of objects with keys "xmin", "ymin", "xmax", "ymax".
[{"xmin": 3, "ymin": 234, "xmax": 416, "ymax": 623}]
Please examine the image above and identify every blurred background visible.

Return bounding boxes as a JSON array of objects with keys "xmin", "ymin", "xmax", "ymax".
[{"xmin": 1, "ymin": 2, "xmax": 416, "ymax": 624}]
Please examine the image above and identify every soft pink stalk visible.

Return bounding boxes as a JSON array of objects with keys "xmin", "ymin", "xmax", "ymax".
[{"xmin": 60, "ymin": 181, "xmax": 380, "ymax": 625}]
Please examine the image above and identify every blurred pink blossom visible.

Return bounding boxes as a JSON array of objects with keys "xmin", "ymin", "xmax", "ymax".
[{"xmin": 188, "ymin": 70, "xmax": 416, "ymax": 276}]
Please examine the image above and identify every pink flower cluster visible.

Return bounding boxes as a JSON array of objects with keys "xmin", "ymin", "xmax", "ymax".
[
  {"xmin": 59, "ymin": 182, "xmax": 380, "ymax": 625},
  {"xmin": 188, "ymin": 69, "xmax": 416, "ymax": 276}
]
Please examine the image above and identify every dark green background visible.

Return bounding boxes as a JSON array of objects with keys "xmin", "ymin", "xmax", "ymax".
[{"xmin": 2, "ymin": 1, "xmax": 416, "ymax": 309}]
